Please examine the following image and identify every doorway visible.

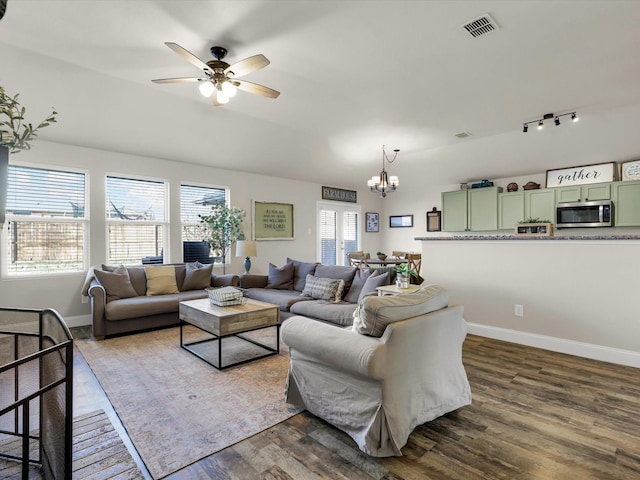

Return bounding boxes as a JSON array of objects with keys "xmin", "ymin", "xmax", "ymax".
[{"xmin": 317, "ymin": 202, "xmax": 361, "ymax": 266}]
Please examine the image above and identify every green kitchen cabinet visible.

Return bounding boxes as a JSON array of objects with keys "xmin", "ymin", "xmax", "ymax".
[
  {"xmin": 498, "ymin": 191, "xmax": 524, "ymax": 230},
  {"xmin": 611, "ymin": 180, "xmax": 640, "ymax": 227},
  {"xmin": 556, "ymin": 183, "xmax": 611, "ymax": 203},
  {"xmin": 442, "ymin": 187, "xmax": 502, "ymax": 232},
  {"xmin": 442, "ymin": 190, "xmax": 468, "ymax": 231},
  {"xmin": 524, "ymin": 188, "xmax": 555, "ymax": 222}
]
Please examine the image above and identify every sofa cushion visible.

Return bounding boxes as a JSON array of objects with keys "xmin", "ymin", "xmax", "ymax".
[
  {"xmin": 244, "ymin": 287, "xmax": 312, "ymax": 311},
  {"xmin": 314, "ymin": 265, "xmax": 357, "ymax": 298},
  {"xmin": 353, "ymin": 284, "xmax": 449, "ymax": 337},
  {"xmin": 144, "ymin": 265, "xmax": 180, "ymax": 296},
  {"xmin": 342, "ymin": 268, "xmax": 373, "ymax": 303},
  {"xmin": 266, "ymin": 262, "xmax": 294, "ymax": 290},
  {"xmin": 104, "ymin": 290, "xmax": 207, "ymax": 321},
  {"xmin": 358, "ymin": 271, "xmax": 390, "ymax": 302},
  {"xmin": 287, "ymin": 258, "xmax": 318, "ymax": 292},
  {"xmin": 301, "ymin": 275, "xmax": 345, "ymax": 302},
  {"xmin": 181, "ymin": 262, "xmax": 213, "ymax": 291},
  {"xmin": 94, "ymin": 265, "xmax": 138, "ymax": 303},
  {"xmin": 289, "ymin": 300, "xmax": 357, "ymax": 326}
]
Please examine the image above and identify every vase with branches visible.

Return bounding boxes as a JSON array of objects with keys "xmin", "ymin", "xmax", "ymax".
[{"xmin": 198, "ymin": 204, "xmax": 246, "ymax": 274}]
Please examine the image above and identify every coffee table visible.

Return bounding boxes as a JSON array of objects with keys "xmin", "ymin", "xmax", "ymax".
[{"xmin": 179, "ymin": 297, "xmax": 280, "ymax": 370}]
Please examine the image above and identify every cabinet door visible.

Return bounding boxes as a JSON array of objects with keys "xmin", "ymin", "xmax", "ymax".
[
  {"xmin": 498, "ymin": 191, "xmax": 524, "ymax": 230},
  {"xmin": 556, "ymin": 186, "xmax": 581, "ymax": 203},
  {"xmin": 525, "ymin": 189, "xmax": 556, "ymax": 222},
  {"xmin": 583, "ymin": 183, "xmax": 610, "ymax": 201},
  {"xmin": 442, "ymin": 190, "xmax": 468, "ymax": 232},
  {"xmin": 612, "ymin": 180, "xmax": 640, "ymax": 227},
  {"xmin": 468, "ymin": 187, "xmax": 502, "ymax": 231}
]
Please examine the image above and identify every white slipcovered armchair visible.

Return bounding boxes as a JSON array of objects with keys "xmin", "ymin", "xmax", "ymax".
[{"xmin": 280, "ymin": 285, "xmax": 472, "ymax": 457}]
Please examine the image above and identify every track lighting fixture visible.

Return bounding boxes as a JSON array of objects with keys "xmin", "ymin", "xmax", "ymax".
[{"xmin": 522, "ymin": 111, "xmax": 578, "ymax": 133}]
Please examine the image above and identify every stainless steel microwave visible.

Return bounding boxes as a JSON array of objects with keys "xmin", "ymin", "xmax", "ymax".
[{"xmin": 556, "ymin": 200, "xmax": 613, "ymax": 228}]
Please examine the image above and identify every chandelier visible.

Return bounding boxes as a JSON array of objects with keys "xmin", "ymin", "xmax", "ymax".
[{"xmin": 368, "ymin": 145, "xmax": 400, "ymax": 198}]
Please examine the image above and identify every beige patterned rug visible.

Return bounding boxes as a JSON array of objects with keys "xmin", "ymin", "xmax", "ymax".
[{"xmin": 75, "ymin": 325, "xmax": 300, "ymax": 479}]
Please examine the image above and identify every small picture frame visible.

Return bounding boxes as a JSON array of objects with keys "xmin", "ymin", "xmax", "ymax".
[
  {"xmin": 620, "ymin": 159, "xmax": 640, "ymax": 181},
  {"xmin": 365, "ymin": 212, "xmax": 379, "ymax": 232},
  {"xmin": 389, "ymin": 215, "xmax": 413, "ymax": 228},
  {"xmin": 426, "ymin": 207, "xmax": 441, "ymax": 232}
]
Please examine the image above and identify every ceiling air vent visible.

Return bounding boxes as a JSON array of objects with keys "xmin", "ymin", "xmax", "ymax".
[
  {"xmin": 460, "ymin": 14, "xmax": 500, "ymax": 38},
  {"xmin": 455, "ymin": 132, "xmax": 472, "ymax": 139}
]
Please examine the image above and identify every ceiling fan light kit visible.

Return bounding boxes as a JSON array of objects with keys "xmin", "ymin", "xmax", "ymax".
[
  {"xmin": 152, "ymin": 42, "xmax": 279, "ymax": 106},
  {"xmin": 523, "ymin": 111, "xmax": 578, "ymax": 133}
]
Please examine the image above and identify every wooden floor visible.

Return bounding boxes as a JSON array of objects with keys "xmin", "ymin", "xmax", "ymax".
[{"xmin": 71, "ymin": 328, "xmax": 640, "ymax": 480}]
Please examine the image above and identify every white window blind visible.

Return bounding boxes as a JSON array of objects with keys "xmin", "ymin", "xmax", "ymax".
[
  {"xmin": 319, "ymin": 209, "xmax": 337, "ymax": 265},
  {"xmin": 318, "ymin": 203, "xmax": 361, "ymax": 266},
  {"xmin": 4, "ymin": 164, "xmax": 87, "ymax": 275},
  {"xmin": 106, "ymin": 176, "xmax": 167, "ymax": 265}
]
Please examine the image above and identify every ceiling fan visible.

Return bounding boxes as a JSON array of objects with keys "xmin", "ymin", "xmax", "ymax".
[{"xmin": 152, "ymin": 42, "xmax": 280, "ymax": 106}]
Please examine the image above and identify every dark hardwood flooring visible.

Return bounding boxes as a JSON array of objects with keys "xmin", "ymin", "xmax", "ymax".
[{"xmin": 71, "ymin": 327, "xmax": 640, "ymax": 480}]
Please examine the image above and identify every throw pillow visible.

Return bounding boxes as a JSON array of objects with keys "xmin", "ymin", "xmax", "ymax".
[
  {"xmin": 301, "ymin": 274, "xmax": 345, "ymax": 302},
  {"xmin": 314, "ymin": 265, "xmax": 357, "ymax": 299},
  {"xmin": 286, "ymin": 257, "xmax": 318, "ymax": 292},
  {"xmin": 94, "ymin": 265, "xmax": 138, "ymax": 303},
  {"xmin": 144, "ymin": 265, "xmax": 180, "ymax": 296},
  {"xmin": 353, "ymin": 284, "xmax": 449, "ymax": 337},
  {"xmin": 358, "ymin": 271, "xmax": 390, "ymax": 303},
  {"xmin": 181, "ymin": 262, "xmax": 213, "ymax": 291},
  {"xmin": 266, "ymin": 262, "xmax": 294, "ymax": 290},
  {"xmin": 343, "ymin": 268, "xmax": 373, "ymax": 303}
]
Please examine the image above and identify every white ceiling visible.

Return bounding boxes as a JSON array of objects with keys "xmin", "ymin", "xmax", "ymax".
[{"xmin": 1, "ymin": 0, "xmax": 640, "ymax": 190}]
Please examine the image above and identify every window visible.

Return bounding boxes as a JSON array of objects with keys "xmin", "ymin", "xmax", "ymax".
[
  {"xmin": 4, "ymin": 164, "xmax": 87, "ymax": 276},
  {"xmin": 180, "ymin": 184, "xmax": 227, "ymax": 264},
  {"xmin": 106, "ymin": 176, "xmax": 167, "ymax": 265}
]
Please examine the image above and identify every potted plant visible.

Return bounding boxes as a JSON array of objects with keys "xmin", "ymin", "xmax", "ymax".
[
  {"xmin": 395, "ymin": 262, "xmax": 418, "ymax": 288},
  {"xmin": 515, "ymin": 217, "xmax": 553, "ymax": 236},
  {"xmin": 199, "ymin": 204, "xmax": 246, "ymax": 274},
  {"xmin": 1, "ymin": 86, "xmax": 58, "ymax": 154},
  {"xmin": 376, "ymin": 251, "xmax": 387, "ymax": 260}
]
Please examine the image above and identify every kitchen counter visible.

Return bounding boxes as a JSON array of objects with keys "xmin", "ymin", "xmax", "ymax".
[{"xmin": 415, "ymin": 235, "xmax": 640, "ymax": 241}]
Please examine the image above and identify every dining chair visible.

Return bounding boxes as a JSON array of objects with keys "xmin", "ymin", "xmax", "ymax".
[
  {"xmin": 391, "ymin": 251, "xmax": 406, "ymax": 259},
  {"xmin": 406, "ymin": 253, "xmax": 422, "ymax": 274}
]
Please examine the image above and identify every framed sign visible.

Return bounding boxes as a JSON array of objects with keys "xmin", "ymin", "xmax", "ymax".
[
  {"xmin": 426, "ymin": 207, "xmax": 441, "ymax": 232},
  {"xmin": 365, "ymin": 212, "xmax": 379, "ymax": 232},
  {"xmin": 252, "ymin": 201, "xmax": 294, "ymax": 240},
  {"xmin": 620, "ymin": 159, "xmax": 640, "ymax": 181},
  {"xmin": 545, "ymin": 162, "xmax": 616, "ymax": 188},
  {"xmin": 389, "ymin": 215, "xmax": 413, "ymax": 228},
  {"xmin": 321, "ymin": 186, "xmax": 357, "ymax": 203}
]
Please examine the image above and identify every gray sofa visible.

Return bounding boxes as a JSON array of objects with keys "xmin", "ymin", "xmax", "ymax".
[
  {"xmin": 83, "ymin": 263, "xmax": 239, "ymax": 338},
  {"xmin": 239, "ymin": 258, "xmax": 395, "ymax": 326}
]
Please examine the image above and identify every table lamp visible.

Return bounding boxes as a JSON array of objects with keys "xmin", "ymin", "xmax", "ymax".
[{"xmin": 235, "ymin": 240, "xmax": 257, "ymax": 274}]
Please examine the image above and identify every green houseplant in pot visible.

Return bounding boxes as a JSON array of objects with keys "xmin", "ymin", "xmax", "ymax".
[
  {"xmin": 199, "ymin": 204, "xmax": 246, "ymax": 274},
  {"xmin": 1, "ymin": 85, "xmax": 57, "ymax": 154},
  {"xmin": 396, "ymin": 262, "xmax": 422, "ymax": 287}
]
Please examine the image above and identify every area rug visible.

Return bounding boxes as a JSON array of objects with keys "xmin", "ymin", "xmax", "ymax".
[{"xmin": 75, "ymin": 326, "xmax": 300, "ymax": 479}]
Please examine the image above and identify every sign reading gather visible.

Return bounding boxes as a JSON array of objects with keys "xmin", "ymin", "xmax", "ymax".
[{"xmin": 545, "ymin": 162, "xmax": 616, "ymax": 188}]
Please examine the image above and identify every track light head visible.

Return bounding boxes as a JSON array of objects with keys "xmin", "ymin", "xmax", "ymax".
[
  {"xmin": 554, "ymin": 116, "xmax": 560, "ymax": 126},
  {"xmin": 537, "ymin": 120, "xmax": 544, "ymax": 130},
  {"xmin": 523, "ymin": 124, "xmax": 528, "ymax": 133},
  {"xmin": 571, "ymin": 112, "xmax": 578, "ymax": 122}
]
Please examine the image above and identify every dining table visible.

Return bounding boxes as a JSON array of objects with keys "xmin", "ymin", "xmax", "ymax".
[{"xmin": 360, "ymin": 258, "xmax": 406, "ymax": 267}]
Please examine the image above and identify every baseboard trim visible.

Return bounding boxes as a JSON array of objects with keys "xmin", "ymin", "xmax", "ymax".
[
  {"xmin": 467, "ymin": 323, "xmax": 640, "ymax": 368},
  {"xmin": 64, "ymin": 314, "xmax": 92, "ymax": 328}
]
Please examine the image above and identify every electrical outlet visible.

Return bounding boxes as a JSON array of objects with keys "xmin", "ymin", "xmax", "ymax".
[{"xmin": 514, "ymin": 304, "xmax": 524, "ymax": 317}]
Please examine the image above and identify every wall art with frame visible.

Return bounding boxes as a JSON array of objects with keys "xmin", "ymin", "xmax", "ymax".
[
  {"xmin": 619, "ymin": 159, "xmax": 640, "ymax": 181},
  {"xmin": 252, "ymin": 201, "xmax": 294, "ymax": 240},
  {"xmin": 426, "ymin": 207, "xmax": 441, "ymax": 232},
  {"xmin": 389, "ymin": 215, "xmax": 413, "ymax": 228},
  {"xmin": 365, "ymin": 212, "xmax": 379, "ymax": 232}
]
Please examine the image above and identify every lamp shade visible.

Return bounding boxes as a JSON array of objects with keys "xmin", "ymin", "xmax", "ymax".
[{"xmin": 236, "ymin": 240, "xmax": 257, "ymax": 258}]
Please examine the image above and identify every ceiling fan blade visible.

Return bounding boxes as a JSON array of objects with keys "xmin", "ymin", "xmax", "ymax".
[
  {"xmin": 234, "ymin": 79, "xmax": 280, "ymax": 99},
  {"xmin": 164, "ymin": 42, "xmax": 210, "ymax": 73},
  {"xmin": 225, "ymin": 54, "xmax": 270, "ymax": 77},
  {"xmin": 151, "ymin": 77, "xmax": 202, "ymax": 84}
]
